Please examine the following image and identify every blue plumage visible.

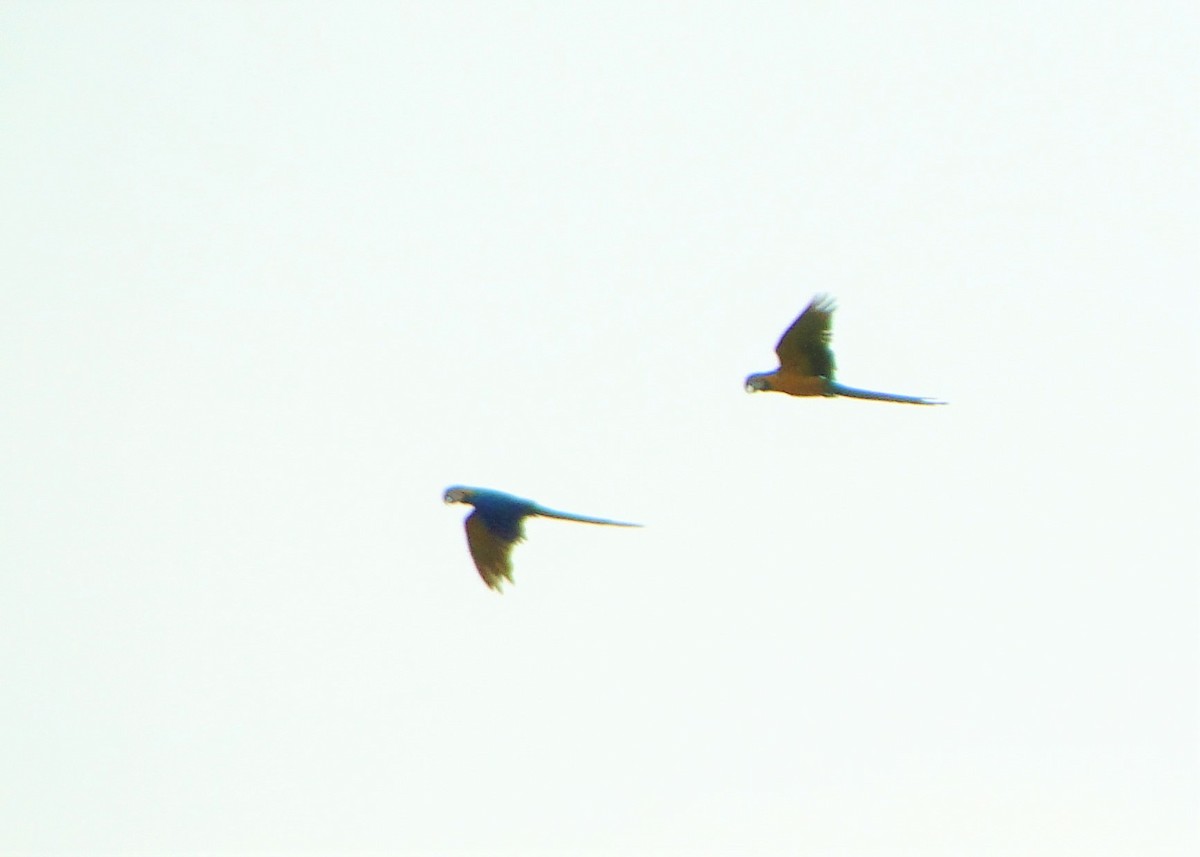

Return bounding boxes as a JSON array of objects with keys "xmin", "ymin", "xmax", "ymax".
[{"xmin": 443, "ymin": 486, "xmax": 640, "ymax": 591}]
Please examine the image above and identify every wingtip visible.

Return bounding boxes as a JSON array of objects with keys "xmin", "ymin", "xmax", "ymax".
[{"xmin": 811, "ymin": 292, "xmax": 837, "ymax": 313}]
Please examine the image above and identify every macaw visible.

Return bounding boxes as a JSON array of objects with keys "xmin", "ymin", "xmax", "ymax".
[
  {"xmin": 443, "ymin": 486, "xmax": 641, "ymax": 591},
  {"xmin": 744, "ymin": 294, "xmax": 945, "ymax": 405}
]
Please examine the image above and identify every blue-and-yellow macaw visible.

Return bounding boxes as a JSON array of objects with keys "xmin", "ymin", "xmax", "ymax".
[
  {"xmin": 443, "ymin": 486, "xmax": 641, "ymax": 591},
  {"xmin": 744, "ymin": 294, "xmax": 945, "ymax": 405}
]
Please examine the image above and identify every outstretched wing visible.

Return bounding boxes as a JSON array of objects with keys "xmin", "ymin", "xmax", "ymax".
[
  {"xmin": 774, "ymin": 294, "xmax": 836, "ymax": 378},
  {"xmin": 464, "ymin": 511, "xmax": 522, "ymax": 591}
]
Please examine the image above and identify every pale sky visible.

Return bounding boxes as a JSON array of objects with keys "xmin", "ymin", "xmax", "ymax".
[{"xmin": 2, "ymin": 2, "xmax": 1197, "ymax": 855}]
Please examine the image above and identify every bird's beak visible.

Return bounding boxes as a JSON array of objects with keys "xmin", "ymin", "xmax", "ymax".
[{"xmin": 744, "ymin": 375, "xmax": 767, "ymax": 393}]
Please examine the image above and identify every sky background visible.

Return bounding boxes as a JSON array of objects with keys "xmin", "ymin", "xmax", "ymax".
[{"xmin": 2, "ymin": 2, "xmax": 1196, "ymax": 855}]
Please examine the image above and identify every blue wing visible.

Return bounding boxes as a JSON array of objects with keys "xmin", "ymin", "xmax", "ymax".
[
  {"xmin": 464, "ymin": 510, "xmax": 523, "ymax": 591},
  {"xmin": 447, "ymin": 486, "xmax": 640, "ymax": 591},
  {"xmin": 774, "ymin": 294, "xmax": 837, "ymax": 378}
]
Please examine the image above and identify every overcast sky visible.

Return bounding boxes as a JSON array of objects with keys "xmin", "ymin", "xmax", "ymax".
[{"xmin": 2, "ymin": 2, "xmax": 1196, "ymax": 855}]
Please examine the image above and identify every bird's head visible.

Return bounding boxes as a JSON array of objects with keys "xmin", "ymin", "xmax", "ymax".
[
  {"xmin": 443, "ymin": 486, "xmax": 475, "ymax": 505},
  {"xmin": 744, "ymin": 373, "xmax": 773, "ymax": 393}
]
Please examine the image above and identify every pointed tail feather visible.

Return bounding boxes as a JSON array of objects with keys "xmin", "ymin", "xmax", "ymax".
[
  {"xmin": 829, "ymin": 382, "xmax": 945, "ymax": 405},
  {"xmin": 533, "ymin": 507, "xmax": 642, "ymax": 527}
]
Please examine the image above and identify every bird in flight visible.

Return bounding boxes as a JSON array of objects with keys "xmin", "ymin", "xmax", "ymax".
[
  {"xmin": 744, "ymin": 294, "xmax": 945, "ymax": 405},
  {"xmin": 443, "ymin": 486, "xmax": 641, "ymax": 591}
]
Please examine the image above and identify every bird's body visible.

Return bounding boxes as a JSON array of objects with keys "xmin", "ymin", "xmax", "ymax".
[
  {"xmin": 744, "ymin": 294, "xmax": 944, "ymax": 405},
  {"xmin": 751, "ymin": 369, "xmax": 831, "ymax": 398},
  {"xmin": 443, "ymin": 486, "xmax": 639, "ymax": 591}
]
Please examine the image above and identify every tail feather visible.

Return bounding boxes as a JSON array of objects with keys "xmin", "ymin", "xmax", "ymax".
[
  {"xmin": 534, "ymin": 507, "xmax": 642, "ymax": 527},
  {"xmin": 830, "ymin": 382, "xmax": 945, "ymax": 405}
]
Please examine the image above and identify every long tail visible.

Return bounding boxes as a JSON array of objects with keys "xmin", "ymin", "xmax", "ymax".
[
  {"xmin": 534, "ymin": 507, "xmax": 642, "ymax": 527},
  {"xmin": 829, "ymin": 381, "xmax": 945, "ymax": 405}
]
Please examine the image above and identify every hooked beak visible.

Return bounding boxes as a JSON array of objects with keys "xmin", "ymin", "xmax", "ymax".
[{"xmin": 744, "ymin": 374, "xmax": 770, "ymax": 393}]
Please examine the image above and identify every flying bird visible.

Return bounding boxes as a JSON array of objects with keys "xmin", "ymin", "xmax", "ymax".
[
  {"xmin": 744, "ymin": 294, "xmax": 945, "ymax": 405},
  {"xmin": 443, "ymin": 486, "xmax": 640, "ymax": 591}
]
